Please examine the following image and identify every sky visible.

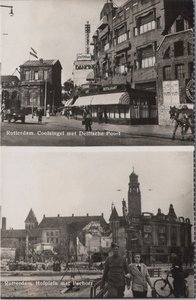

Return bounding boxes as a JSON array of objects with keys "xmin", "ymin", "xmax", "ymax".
[
  {"xmin": 1, "ymin": 0, "xmax": 127, "ymax": 83},
  {"xmin": 1, "ymin": 147, "xmax": 194, "ymax": 230}
]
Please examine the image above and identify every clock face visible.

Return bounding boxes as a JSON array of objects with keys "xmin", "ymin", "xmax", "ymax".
[{"xmin": 186, "ymin": 79, "xmax": 194, "ymax": 102}]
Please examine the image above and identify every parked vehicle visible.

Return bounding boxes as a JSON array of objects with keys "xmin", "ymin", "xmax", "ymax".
[{"xmin": 2, "ymin": 108, "xmax": 26, "ymax": 123}]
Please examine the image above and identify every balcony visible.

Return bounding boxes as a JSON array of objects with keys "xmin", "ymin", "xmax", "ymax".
[
  {"xmin": 99, "ymin": 25, "xmax": 109, "ymax": 39},
  {"xmin": 97, "ymin": 15, "xmax": 108, "ymax": 30},
  {"xmin": 115, "ymin": 40, "xmax": 131, "ymax": 53}
]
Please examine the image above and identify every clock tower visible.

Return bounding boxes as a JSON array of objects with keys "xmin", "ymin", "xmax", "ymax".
[{"xmin": 128, "ymin": 168, "xmax": 141, "ymax": 217}]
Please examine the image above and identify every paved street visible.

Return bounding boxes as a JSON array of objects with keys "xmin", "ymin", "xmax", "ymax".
[{"xmin": 1, "ymin": 115, "xmax": 193, "ymax": 146}]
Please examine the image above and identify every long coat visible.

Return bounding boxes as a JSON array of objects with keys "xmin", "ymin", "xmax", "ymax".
[{"xmin": 129, "ymin": 263, "xmax": 152, "ymax": 292}]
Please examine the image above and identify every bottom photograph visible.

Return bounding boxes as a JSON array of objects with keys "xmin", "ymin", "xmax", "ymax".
[{"xmin": 1, "ymin": 148, "xmax": 194, "ymax": 298}]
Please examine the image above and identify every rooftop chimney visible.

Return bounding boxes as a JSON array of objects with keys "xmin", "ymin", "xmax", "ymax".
[
  {"xmin": 101, "ymin": 213, "xmax": 104, "ymax": 217},
  {"xmin": 39, "ymin": 58, "xmax": 44, "ymax": 64},
  {"xmin": 2, "ymin": 217, "xmax": 6, "ymax": 230},
  {"xmin": 57, "ymin": 214, "xmax": 60, "ymax": 217},
  {"xmin": 87, "ymin": 213, "xmax": 89, "ymax": 216},
  {"xmin": 43, "ymin": 214, "xmax": 45, "ymax": 218},
  {"xmin": 72, "ymin": 214, "xmax": 74, "ymax": 217}
]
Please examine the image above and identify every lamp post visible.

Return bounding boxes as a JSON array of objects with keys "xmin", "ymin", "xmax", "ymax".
[{"xmin": 0, "ymin": 5, "xmax": 14, "ymax": 16}]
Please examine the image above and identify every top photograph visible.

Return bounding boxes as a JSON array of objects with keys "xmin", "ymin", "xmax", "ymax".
[{"xmin": 1, "ymin": 0, "xmax": 194, "ymax": 147}]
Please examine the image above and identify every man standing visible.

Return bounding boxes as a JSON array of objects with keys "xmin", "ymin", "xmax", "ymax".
[
  {"xmin": 129, "ymin": 253, "xmax": 154, "ymax": 298},
  {"xmin": 101, "ymin": 242, "xmax": 130, "ymax": 298}
]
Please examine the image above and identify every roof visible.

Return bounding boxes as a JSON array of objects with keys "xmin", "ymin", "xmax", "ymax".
[
  {"xmin": 1, "ymin": 75, "xmax": 19, "ymax": 83},
  {"xmin": 73, "ymin": 92, "xmax": 130, "ymax": 107},
  {"xmin": 1, "ymin": 229, "xmax": 26, "ymax": 238},
  {"xmin": 25, "ymin": 208, "xmax": 38, "ymax": 223},
  {"xmin": 109, "ymin": 206, "xmax": 119, "ymax": 221},
  {"xmin": 38, "ymin": 215, "xmax": 107, "ymax": 229},
  {"xmin": 20, "ymin": 59, "xmax": 62, "ymax": 68}
]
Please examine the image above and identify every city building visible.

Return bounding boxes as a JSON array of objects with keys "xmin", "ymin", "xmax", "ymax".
[
  {"xmin": 90, "ymin": 0, "xmax": 193, "ymax": 124},
  {"xmin": 109, "ymin": 169, "xmax": 193, "ymax": 264},
  {"xmin": 19, "ymin": 59, "xmax": 62, "ymax": 112},
  {"xmin": 1, "ymin": 75, "xmax": 20, "ymax": 109},
  {"xmin": 156, "ymin": 16, "xmax": 193, "ymax": 124},
  {"xmin": 1, "ymin": 210, "xmax": 110, "ymax": 262}
]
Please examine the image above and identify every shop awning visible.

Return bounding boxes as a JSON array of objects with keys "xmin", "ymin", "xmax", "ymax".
[
  {"xmin": 64, "ymin": 98, "xmax": 74, "ymax": 107},
  {"xmin": 73, "ymin": 92, "xmax": 130, "ymax": 107}
]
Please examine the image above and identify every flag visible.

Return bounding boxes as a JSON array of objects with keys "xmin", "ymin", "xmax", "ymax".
[
  {"xmin": 30, "ymin": 51, "xmax": 38, "ymax": 59},
  {"xmin": 30, "ymin": 47, "xmax": 37, "ymax": 55}
]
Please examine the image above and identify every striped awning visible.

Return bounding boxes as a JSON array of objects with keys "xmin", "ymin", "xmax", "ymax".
[{"xmin": 72, "ymin": 92, "xmax": 130, "ymax": 107}]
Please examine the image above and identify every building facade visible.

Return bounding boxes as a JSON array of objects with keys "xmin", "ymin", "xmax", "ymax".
[
  {"xmin": 1, "ymin": 76, "xmax": 20, "ymax": 110},
  {"xmin": 91, "ymin": 0, "xmax": 193, "ymax": 124},
  {"xmin": 156, "ymin": 16, "xmax": 193, "ymax": 124},
  {"xmin": 73, "ymin": 53, "xmax": 95, "ymax": 86},
  {"xmin": 19, "ymin": 59, "xmax": 62, "ymax": 112},
  {"xmin": 109, "ymin": 169, "xmax": 193, "ymax": 265},
  {"xmin": 1, "ymin": 210, "xmax": 109, "ymax": 262}
]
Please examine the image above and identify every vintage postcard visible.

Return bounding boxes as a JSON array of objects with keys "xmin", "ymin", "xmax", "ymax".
[
  {"xmin": 0, "ymin": 148, "xmax": 194, "ymax": 298},
  {"xmin": 0, "ymin": 0, "xmax": 194, "ymax": 146}
]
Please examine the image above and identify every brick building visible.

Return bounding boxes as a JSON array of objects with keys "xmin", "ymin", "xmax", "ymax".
[
  {"xmin": 156, "ymin": 16, "xmax": 193, "ymax": 124},
  {"xmin": 1, "ymin": 210, "xmax": 109, "ymax": 262},
  {"xmin": 91, "ymin": 0, "xmax": 193, "ymax": 124},
  {"xmin": 1, "ymin": 76, "xmax": 20, "ymax": 109},
  {"xmin": 19, "ymin": 59, "xmax": 62, "ymax": 112},
  {"xmin": 109, "ymin": 169, "xmax": 193, "ymax": 264}
]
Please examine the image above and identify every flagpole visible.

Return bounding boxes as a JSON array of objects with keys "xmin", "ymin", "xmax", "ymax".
[{"xmin": 44, "ymin": 80, "xmax": 47, "ymax": 116}]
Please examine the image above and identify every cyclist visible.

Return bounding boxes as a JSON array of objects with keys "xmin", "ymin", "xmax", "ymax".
[{"xmin": 169, "ymin": 257, "xmax": 188, "ymax": 297}]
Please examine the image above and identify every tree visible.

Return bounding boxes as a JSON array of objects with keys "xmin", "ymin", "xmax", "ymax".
[{"xmin": 62, "ymin": 79, "xmax": 74, "ymax": 101}]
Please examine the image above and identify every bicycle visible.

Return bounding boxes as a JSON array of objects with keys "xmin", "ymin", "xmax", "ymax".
[{"xmin": 154, "ymin": 271, "xmax": 189, "ymax": 298}]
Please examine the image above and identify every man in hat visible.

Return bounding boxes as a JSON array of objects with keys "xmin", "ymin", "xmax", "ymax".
[{"xmin": 101, "ymin": 242, "xmax": 130, "ymax": 298}]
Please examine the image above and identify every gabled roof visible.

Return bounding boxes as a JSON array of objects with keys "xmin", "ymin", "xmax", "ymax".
[
  {"xmin": 163, "ymin": 13, "xmax": 193, "ymax": 35},
  {"xmin": 25, "ymin": 208, "xmax": 38, "ymax": 224},
  {"xmin": 1, "ymin": 75, "xmax": 19, "ymax": 84},
  {"xmin": 20, "ymin": 59, "xmax": 62, "ymax": 68},
  {"xmin": 38, "ymin": 215, "xmax": 107, "ymax": 230}
]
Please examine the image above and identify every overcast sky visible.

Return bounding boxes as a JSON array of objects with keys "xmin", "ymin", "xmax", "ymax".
[
  {"xmin": 1, "ymin": 0, "xmax": 127, "ymax": 83},
  {"xmin": 1, "ymin": 147, "xmax": 194, "ymax": 230}
]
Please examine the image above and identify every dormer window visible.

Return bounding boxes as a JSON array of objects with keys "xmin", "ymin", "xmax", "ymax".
[{"xmin": 176, "ymin": 17, "xmax": 184, "ymax": 32}]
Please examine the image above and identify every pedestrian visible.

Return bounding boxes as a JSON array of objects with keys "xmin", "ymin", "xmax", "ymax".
[
  {"xmin": 37, "ymin": 109, "xmax": 43, "ymax": 124},
  {"xmin": 98, "ymin": 111, "xmax": 103, "ymax": 124},
  {"xmin": 170, "ymin": 257, "xmax": 188, "ymax": 297},
  {"xmin": 104, "ymin": 111, "xmax": 108, "ymax": 123},
  {"xmin": 84, "ymin": 110, "xmax": 92, "ymax": 132},
  {"xmin": 101, "ymin": 242, "xmax": 131, "ymax": 298},
  {"xmin": 129, "ymin": 253, "xmax": 154, "ymax": 298}
]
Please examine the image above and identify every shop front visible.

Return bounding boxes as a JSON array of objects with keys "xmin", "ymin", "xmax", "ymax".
[{"xmin": 71, "ymin": 85, "xmax": 158, "ymax": 125}]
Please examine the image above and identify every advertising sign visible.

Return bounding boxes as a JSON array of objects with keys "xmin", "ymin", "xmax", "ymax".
[{"xmin": 162, "ymin": 80, "xmax": 180, "ymax": 105}]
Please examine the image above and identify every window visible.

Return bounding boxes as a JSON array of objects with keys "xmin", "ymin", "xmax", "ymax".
[
  {"xmin": 25, "ymin": 71, "xmax": 30, "ymax": 80},
  {"xmin": 50, "ymin": 231, "xmax": 54, "ymax": 236},
  {"xmin": 176, "ymin": 18, "xmax": 184, "ymax": 32},
  {"xmin": 174, "ymin": 41, "xmax": 184, "ymax": 57},
  {"xmin": 44, "ymin": 70, "xmax": 48, "ymax": 80},
  {"xmin": 188, "ymin": 62, "xmax": 193, "ymax": 78},
  {"xmin": 56, "ymin": 238, "xmax": 59, "ymax": 243},
  {"xmin": 134, "ymin": 27, "xmax": 138, "ymax": 36},
  {"xmin": 163, "ymin": 66, "xmax": 172, "ymax": 80},
  {"xmin": 117, "ymin": 33, "xmax": 127, "ymax": 44},
  {"xmin": 138, "ymin": 45, "xmax": 155, "ymax": 69},
  {"xmin": 159, "ymin": 226, "xmax": 166, "ymax": 233},
  {"xmin": 175, "ymin": 64, "xmax": 184, "ymax": 79},
  {"xmin": 143, "ymin": 225, "xmax": 152, "ymax": 232},
  {"xmin": 187, "ymin": 42, "xmax": 192, "ymax": 55},
  {"xmin": 34, "ymin": 71, "xmax": 38, "ymax": 80},
  {"xmin": 136, "ymin": 11, "xmax": 155, "ymax": 35}
]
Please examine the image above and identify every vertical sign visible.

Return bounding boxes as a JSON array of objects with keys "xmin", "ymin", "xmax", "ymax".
[{"xmin": 162, "ymin": 80, "xmax": 180, "ymax": 105}]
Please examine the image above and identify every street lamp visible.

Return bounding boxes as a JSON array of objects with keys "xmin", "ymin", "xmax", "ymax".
[{"xmin": 0, "ymin": 5, "xmax": 14, "ymax": 16}]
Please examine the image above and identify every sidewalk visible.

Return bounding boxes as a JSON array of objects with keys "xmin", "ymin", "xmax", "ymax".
[{"xmin": 25, "ymin": 115, "xmax": 193, "ymax": 141}]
